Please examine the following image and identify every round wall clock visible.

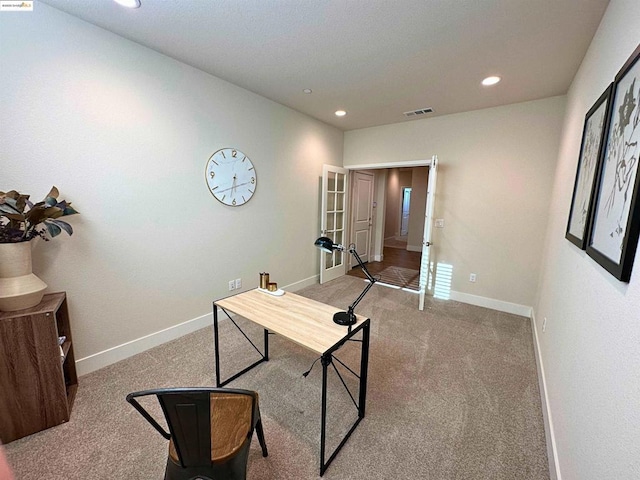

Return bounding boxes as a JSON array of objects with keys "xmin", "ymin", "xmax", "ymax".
[{"xmin": 205, "ymin": 148, "xmax": 257, "ymax": 206}]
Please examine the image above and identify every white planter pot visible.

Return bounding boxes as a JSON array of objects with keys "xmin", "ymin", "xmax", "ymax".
[{"xmin": 0, "ymin": 241, "xmax": 47, "ymax": 312}]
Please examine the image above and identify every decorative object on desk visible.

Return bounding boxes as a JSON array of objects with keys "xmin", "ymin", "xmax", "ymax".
[
  {"xmin": 0, "ymin": 187, "xmax": 79, "ymax": 311},
  {"xmin": 314, "ymin": 236, "xmax": 377, "ymax": 325},
  {"xmin": 205, "ymin": 148, "xmax": 257, "ymax": 206},
  {"xmin": 267, "ymin": 282, "xmax": 277, "ymax": 292},
  {"xmin": 586, "ymin": 44, "xmax": 640, "ymax": 282},
  {"xmin": 566, "ymin": 84, "xmax": 613, "ymax": 249},
  {"xmin": 259, "ymin": 272, "xmax": 269, "ymax": 289},
  {"xmin": 258, "ymin": 287, "xmax": 285, "ymax": 296}
]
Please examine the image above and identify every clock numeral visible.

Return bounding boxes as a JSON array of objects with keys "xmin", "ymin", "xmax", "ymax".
[
  {"xmin": 232, "ymin": 149, "xmax": 238, "ymax": 158},
  {"xmin": 232, "ymin": 198, "xmax": 237, "ymax": 206},
  {"xmin": 251, "ymin": 177, "xmax": 255, "ymax": 184},
  {"xmin": 210, "ymin": 171, "xmax": 215, "ymax": 178}
]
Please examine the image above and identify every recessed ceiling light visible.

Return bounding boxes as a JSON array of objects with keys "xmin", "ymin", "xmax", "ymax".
[
  {"xmin": 335, "ymin": 110, "xmax": 347, "ymax": 117},
  {"xmin": 482, "ymin": 76, "xmax": 501, "ymax": 86},
  {"xmin": 303, "ymin": 88, "xmax": 313, "ymax": 94},
  {"xmin": 114, "ymin": 0, "xmax": 141, "ymax": 8}
]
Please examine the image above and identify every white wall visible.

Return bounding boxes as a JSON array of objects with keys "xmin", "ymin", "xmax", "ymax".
[
  {"xmin": 0, "ymin": 4, "xmax": 343, "ymax": 373},
  {"xmin": 345, "ymin": 97, "xmax": 565, "ymax": 308},
  {"xmin": 534, "ymin": 0, "xmax": 640, "ymax": 478}
]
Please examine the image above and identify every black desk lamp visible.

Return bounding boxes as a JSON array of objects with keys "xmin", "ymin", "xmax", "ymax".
[{"xmin": 314, "ymin": 236, "xmax": 377, "ymax": 326}]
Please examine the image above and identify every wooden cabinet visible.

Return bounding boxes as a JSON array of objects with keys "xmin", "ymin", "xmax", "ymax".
[{"xmin": 0, "ymin": 292, "xmax": 78, "ymax": 443}]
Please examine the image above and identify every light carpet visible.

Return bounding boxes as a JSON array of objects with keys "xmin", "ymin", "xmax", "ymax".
[{"xmin": 3, "ymin": 276, "xmax": 549, "ymax": 479}]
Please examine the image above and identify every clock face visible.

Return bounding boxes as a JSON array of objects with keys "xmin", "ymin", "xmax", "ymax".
[{"xmin": 205, "ymin": 148, "xmax": 257, "ymax": 206}]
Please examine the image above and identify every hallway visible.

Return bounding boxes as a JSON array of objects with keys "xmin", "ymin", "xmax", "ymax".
[{"xmin": 347, "ymin": 241, "xmax": 421, "ymax": 290}]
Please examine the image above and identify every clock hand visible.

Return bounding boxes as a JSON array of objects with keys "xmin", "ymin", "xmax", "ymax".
[{"xmin": 215, "ymin": 180, "xmax": 254, "ymax": 195}]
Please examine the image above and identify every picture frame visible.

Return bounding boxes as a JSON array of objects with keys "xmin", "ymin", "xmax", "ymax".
[
  {"xmin": 566, "ymin": 84, "xmax": 613, "ymax": 249},
  {"xmin": 586, "ymin": 44, "xmax": 640, "ymax": 282}
]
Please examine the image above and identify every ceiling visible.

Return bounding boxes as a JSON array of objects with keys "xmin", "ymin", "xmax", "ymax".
[{"xmin": 40, "ymin": 0, "xmax": 610, "ymax": 131}]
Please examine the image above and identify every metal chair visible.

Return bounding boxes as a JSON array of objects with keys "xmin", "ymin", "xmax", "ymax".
[{"xmin": 126, "ymin": 387, "xmax": 268, "ymax": 480}]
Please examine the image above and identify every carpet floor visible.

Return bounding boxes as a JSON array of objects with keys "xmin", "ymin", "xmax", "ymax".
[{"xmin": 3, "ymin": 276, "xmax": 549, "ymax": 479}]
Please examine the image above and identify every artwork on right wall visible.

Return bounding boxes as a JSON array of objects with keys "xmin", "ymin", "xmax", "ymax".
[
  {"xmin": 585, "ymin": 44, "xmax": 640, "ymax": 282},
  {"xmin": 566, "ymin": 83, "xmax": 612, "ymax": 249}
]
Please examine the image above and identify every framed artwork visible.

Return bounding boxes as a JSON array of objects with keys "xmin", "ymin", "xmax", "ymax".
[
  {"xmin": 586, "ymin": 44, "xmax": 640, "ymax": 282},
  {"xmin": 566, "ymin": 84, "xmax": 613, "ymax": 249}
]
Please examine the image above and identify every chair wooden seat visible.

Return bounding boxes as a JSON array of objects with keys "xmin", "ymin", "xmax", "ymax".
[{"xmin": 127, "ymin": 387, "xmax": 268, "ymax": 480}]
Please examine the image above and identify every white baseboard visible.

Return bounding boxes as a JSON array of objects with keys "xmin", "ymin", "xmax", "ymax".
[
  {"xmin": 283, "ymin": 274, "xmax": 319, "ymax": 292},
  {"xmin": 76, "ymin": 312, "xmax": 212, "ymax": 376},
  {"xmin": 76, "ymin": 275, "xmax": 320, "ymax": 376},
  {"xmin": 531, "ymin": 310, "xmax": 561, "ymax": 480},
  {"xmin": 449, "ymin": 290, "xmax": 532, "ymax": 317}
]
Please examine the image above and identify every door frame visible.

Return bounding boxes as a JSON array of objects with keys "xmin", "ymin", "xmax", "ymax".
[{"xmin": 344, "ymin": 157, "xmax": 436, "ymax": 301}]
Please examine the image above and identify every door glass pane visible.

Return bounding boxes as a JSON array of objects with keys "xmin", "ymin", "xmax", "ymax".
[
  {"xmin": 337, "ymin": 173, "xmax": 345, "ymax": 192},
  {"xmin": 327, "ymin": 213, "xmax": 335, "ymax": 231},
  {"xmin": 327, "ymin": 193, "xmax": 335, "ymax": 211},
  {"xmin": 335, "ymin": 212, "xmax": 343, "ymax": 231},
  {"xmin": 335, "ymin": 250, "xmax": 343, "ymax": 266},
  {"xmin": 328, "ymin": 171, "xmax": 336, "ymax": 191},
  {"xmin": 334, "ymin": 230, "xmax": 343, "ymax": 245},
  {"xmin": 336, "ymin": 192, "xmax": 344, "ymax": 211},
  {"xmin": 325, "ymin": 252, "xmax": 334, "ymax": 269}
]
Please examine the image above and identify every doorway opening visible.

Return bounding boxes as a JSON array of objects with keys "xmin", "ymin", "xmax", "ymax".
[{"xmin": 347, "ymin": 166, "xmax": 428, "ymax": 291}]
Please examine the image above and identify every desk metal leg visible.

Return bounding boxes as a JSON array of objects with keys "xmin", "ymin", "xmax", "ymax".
[
  {"xmin": 320, "ymin": 353, "xmax": 330, "ymax": 476},
  {"xmin": 213, "ymin": 303, "xmax": 270, "ymax": 387},
  {"xmin": 359, "ymin": 321, "xmax": 370, "ymax": 418},
  {"xmin": 318, "ymin": 319, "xmax": 370, "ymax": 476}
]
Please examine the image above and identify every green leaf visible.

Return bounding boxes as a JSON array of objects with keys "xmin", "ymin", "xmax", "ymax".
[
  {"xmin": 45, "ymin": 221, "xmax": 62, "ymax": 238},
  {"xmin": 62, "ymin": 205, "xmax": 79, "ymax": 216},
  {"xmin": 44, "ymin": 196, "xmax": 57, "ymax": 207},
  {"xmin": 0, "ymin": 202, "xmax": 22, "ymax": 215},
  {"xmin": 49, "ymin": 219, "xmax": 73, "ymax": 236}
]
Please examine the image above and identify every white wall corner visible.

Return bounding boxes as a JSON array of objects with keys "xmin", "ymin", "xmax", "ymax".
[{"xmin": 531, "ymin": 309, "xmax": 561, "ymax": 480}]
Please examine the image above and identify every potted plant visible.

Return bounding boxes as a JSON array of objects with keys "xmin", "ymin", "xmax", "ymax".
[{"xmin": 0, "ymin": 187, "xmax": 79, "ymax": 311}]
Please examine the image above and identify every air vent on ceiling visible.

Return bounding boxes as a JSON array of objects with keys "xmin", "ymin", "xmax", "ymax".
[{"xmin": 404, "ymin": 107, "xmax": 434, "ymax": 117}]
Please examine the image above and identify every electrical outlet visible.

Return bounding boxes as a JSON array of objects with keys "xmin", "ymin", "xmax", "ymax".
[
  {"xmin": 228, "ymin": 280, "xmax": 235, "ymax": 291},
  {"xmin": 469, "ymin": 273, "xmax": 477, "ymax": 283},
  {"xmin": 542, "ymin": 317, "xmax": 547, "ymax": 332},
  {"xmin": 235, "ymin": 278, "xmax": 242, "ymax": 289},
  {"xmin": 435, "ymin": 219, "xmax": 445, "ymax": 228}
]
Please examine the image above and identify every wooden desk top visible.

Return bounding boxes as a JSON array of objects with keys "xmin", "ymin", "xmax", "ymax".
[{"xmin": 215, "ymin": 289, "xmax": 367, "ymax": 355}]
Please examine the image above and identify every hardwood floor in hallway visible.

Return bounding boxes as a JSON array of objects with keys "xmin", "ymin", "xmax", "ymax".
[{"xmin": 347, "ymin": 244, "xmax": 421, "ymax": 290}]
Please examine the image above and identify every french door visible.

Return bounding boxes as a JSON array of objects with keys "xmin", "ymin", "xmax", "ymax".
[
  {"xmin": 319, "ymin": 165, "xmax": 349, "ymax": 284},
  {"xmin": 419, "ymin": 156, "xmax": 438, "ymax": 310}
]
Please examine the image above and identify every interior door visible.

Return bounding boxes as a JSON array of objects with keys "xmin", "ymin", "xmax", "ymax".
[
  {"xmin": 419, "ymin": 156, "xmax": 438, "ymax": 310},
  {"xmin": 351, "ymin": 171, "xmax": 374, "ymax": 265},
  {"xmin": 319, "ymin": 164, "xmax": 349, "ymax": 284}
]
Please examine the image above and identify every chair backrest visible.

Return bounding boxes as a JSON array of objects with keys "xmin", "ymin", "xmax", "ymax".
[{"xmin": 126, "ymin": 387, "xmax": 258, "ymax": 468}]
